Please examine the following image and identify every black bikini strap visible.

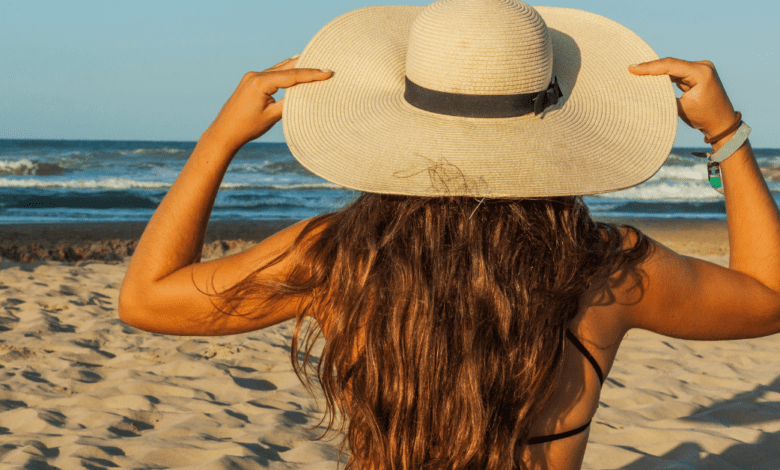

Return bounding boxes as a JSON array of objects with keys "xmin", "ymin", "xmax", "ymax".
[
  {"xmin": 527, "ymin": 331, "xmax": 603, "ymax": 446},
  {"xmin": 565, "ymin": 329, "xmax": 604, "ymax": 385},
  {"xmin": 527, "ymin": 420, "xmax": 592, "ymax": 445}
]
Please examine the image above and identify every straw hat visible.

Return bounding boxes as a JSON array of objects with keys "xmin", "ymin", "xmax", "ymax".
[{"xmin": 283, "ymin": 0, "xmax": 677, "ymax": 197}]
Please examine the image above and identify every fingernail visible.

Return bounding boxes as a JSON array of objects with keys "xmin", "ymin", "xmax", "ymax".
[
  {"xmin": 291, "ymin": 54, "xmax": 301, "ymax": 59},
  {"xmin": 320, "ymin": 69, "xmax": 333, "ymax": 74},
  {"xmin": 629, "ymin": 64, "xmax": 639, "ymax": 67}
]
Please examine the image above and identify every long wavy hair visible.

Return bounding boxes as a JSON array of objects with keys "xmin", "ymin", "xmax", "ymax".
[{"xmin": 220, "ymin": 193, "xmax": 649, "ymax": 470}]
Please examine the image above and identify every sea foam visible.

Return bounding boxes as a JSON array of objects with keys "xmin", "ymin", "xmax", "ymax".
[
  {"xmin": 0, "ymin": 159, "xmax": 69, "ymax": 176},
  {"xmin": 0, "ymin": 177, "xmax": 342, "ymax": 191}
]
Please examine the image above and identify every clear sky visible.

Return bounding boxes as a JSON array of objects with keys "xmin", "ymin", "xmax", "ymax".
[{"xmin": 1, "ymin": 0, "xmax": 777, "ymax": 147}]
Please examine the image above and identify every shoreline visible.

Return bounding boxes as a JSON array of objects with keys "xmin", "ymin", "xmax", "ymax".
[
  {"xmin": 0, "ymin": 220, "xmax": 299, "ymax": 262},
  {"xmin": 0, "ymin": 217, "xmax": 728, "ymax": 263}
]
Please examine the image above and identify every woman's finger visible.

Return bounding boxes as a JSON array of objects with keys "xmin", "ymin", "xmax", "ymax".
[
  {"xmin": 630, "ymin": 58, "xmax": 705, "ymax": 91},
  {"xmin": 629, "ymin": 57, "xmax": 696, "ymax": 78},
  {"xmin": 267, "ymin": 56, "xmax": 299, "ymax": 71},
  {"xmin": 259, "ymin": 68, "xmax": 332, "ymax": 96},
  {"xmin": 273, "ymin": 58, "xmax": 299, "ymax": 72}
]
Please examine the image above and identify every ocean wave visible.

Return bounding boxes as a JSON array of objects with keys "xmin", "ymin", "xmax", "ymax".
[
  {"xmin": 221, "ymin": 181, "xmax": 342, "ymax": 190},
  {"xmin": 227, "ymin": 160, "xmax": 314, "ymax": 176},
  {"xmin": 754, "ymin": 148, "xmax": 780, "ymax": 162},
  {"xmin": 0, "ymin": 178, "xmax": 171, "ymax": 190},
  {"xmin": 651, "ymin": 164, "xmax": 707, "ymax": 182},
  {"xmin": 591, "ymin": 181, "xmax": 723, "ymax": 201},
  {"xmin": 666, "ymin": 152, "xmax": 700, "ymax": 164},
  {"xmin": 658, "ymin": 162, "xmax": 780, "ymax": 183},
  {"xmin": 116, "ymin": 147, "xmax": 188, "ymax": 156},
  {"xmin": 0, "ymin": 159, "xmax": 69, "ymax": 176},
  {"xmin": 761, "ymin": 166, "xmax": 780, "ymax": 181},
  {"xmin": 0, "ymin": 177, "xmax": 342, "ymax": 191},
  {"xmin": 5, "ymin": 147, "xmax": 191, "ymax": 163}
]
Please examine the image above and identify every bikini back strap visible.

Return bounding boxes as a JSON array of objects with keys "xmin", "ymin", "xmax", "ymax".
[
  {"xmin": 565, "ymin": 329, "xmax": 604, "ymax": 385},
  {"xmin": 527, "ymin": 420, "xmax": 592, "ymax": 445}
]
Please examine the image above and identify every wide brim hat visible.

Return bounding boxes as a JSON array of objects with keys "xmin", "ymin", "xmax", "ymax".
[{"xmin": 283, "ymin": 0, "xmax": 677, "ymax": 197}]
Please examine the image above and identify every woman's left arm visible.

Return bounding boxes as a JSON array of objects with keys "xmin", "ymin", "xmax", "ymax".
[{"xmin": 118, "ymin": 58, "xmax": 331, "ymax": 336}]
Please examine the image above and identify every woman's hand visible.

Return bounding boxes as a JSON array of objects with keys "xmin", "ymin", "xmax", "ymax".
[
  {"xmin": 629, "ymin": 58, "xmax": 737, "ymax": 145},
  {"xmin": 203, "ymin": 57, "xmax": 331, "ymax": 153},
  {"xmin": 618, "ymin": 58, "xmax": 780, "ymax": 341},
  {"xmin": 119, "ymin": 58, "xmax": 332, "ymax": 335}
]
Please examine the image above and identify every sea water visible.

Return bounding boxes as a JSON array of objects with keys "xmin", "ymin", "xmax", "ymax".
[{"xmin": 1, "ymin": 139, "xmax": 778, "ymax": 224}]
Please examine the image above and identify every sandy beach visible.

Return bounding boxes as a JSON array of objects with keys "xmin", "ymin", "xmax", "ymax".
[{"xmin": 2, "ymin": 218, "xmax": 780, "ymax": 469}]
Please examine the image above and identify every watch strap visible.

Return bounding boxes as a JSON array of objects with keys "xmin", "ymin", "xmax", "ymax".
[{"xmin": 710, "ymin": 122, "xmax": 751, "ymax": 163}]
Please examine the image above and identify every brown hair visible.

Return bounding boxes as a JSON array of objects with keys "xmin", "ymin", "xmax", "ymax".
[{"xmin": 221, "ymin": 193, "xmax": 648, "ymax": 470}]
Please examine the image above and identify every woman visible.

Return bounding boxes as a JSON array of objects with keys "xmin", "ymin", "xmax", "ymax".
[{"xmin": 119, "ymin": 1, "xmax": 780, "ymax": 469}]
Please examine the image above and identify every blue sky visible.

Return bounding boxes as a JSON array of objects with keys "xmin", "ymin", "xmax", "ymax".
[{"xmin": 1, "ymin": 0, "xmax": 777, "ymax": 147}]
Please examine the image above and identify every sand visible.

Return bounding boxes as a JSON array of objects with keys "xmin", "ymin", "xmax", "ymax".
[{"xmin": 2, "ymin": 218, "xmax": 779, "ymax": 469}]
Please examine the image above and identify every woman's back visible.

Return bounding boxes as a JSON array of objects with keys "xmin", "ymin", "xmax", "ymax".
[{"xmin": 257, "ymin": 195, "xmax": 647, "ymax": 470}]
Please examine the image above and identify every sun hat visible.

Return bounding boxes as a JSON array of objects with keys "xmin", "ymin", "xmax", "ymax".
[{"xmin": 283, "ymin": 0, "xmax": 677, "ymax": 197}]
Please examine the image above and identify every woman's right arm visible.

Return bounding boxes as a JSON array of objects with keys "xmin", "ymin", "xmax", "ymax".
[{"xmin": 615, "ymin": 58, "xmax": 780, "ymax": 340}]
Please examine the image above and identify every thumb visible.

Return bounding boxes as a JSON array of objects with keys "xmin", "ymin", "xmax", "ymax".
[
  {"xmin": 269, "ymin": 97, "xmax": 285, "ymax": 117},
  {"xmin": 675, "ymin": 97, "xmax": 692, "ymax": 127}
]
